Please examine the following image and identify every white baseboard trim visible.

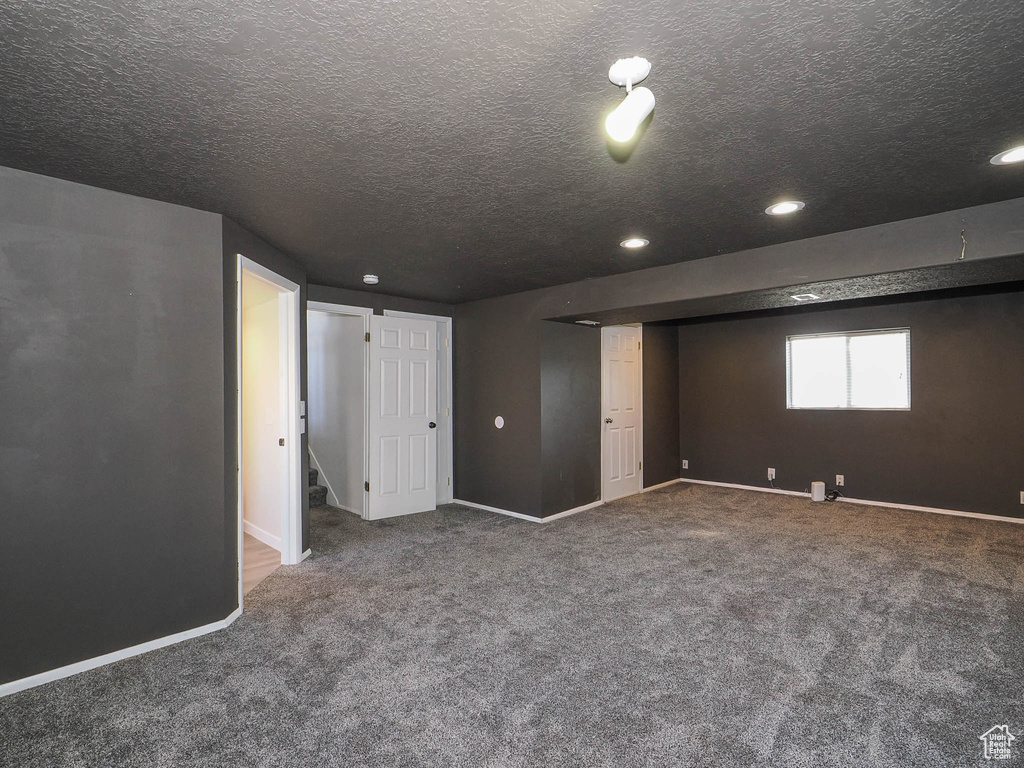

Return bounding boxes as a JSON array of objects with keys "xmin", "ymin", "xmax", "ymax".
[
  {"xmin": 453, "ymin": 497, "xmax": 606, "ymax": 523},
  {"xmin": 455, "ymin": 481, "xmax": 689, "ymax": 524},
  {"xmin": 453, "ymin": 499, "xmax": 543, "ymax": 522},
  {"xmin": 681, "ymin": 478, "xmax": 809, "ymax": 498},
  {"xmin": 679, "ymin": 479, "xmax": 1024, "ymax": 525},
  {"xmin": 836, "ymin": 495, "xmax": 1024, "ymax": 525},
  {"xmin": 0, "ymin": 607, "xmax": 242, "ymax": 699},
  {"xmin": 642, "ymin": 478, "xmax": 685, "ymax": 492},
  {"xmin": 244, "ymin": 520, "xmax": 282, "ymax": 551},
  {"xmin": 299, "ymin": 548, "xmax": 312, "ymax": 562},
  {"xmin": 544, "ymin": 499, "xmax": 603, "ymax": 522}
]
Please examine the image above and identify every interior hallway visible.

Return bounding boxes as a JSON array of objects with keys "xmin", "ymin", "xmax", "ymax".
[{"xmin": 243, "ymin": 533, "xmax": 281, "ymax": 596}]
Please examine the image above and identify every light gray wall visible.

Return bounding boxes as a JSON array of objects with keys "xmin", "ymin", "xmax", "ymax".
[{"xmin": 307, "ymin": 310, "xmax": 366, "ymax": 513}]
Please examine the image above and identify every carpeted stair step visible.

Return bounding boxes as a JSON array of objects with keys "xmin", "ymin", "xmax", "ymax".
[
  {"xmin": 308, "ymin": 484, "xmax": 328, "ymax": 507},
  {"xmin": 308, "ymin": 466, "xmax": 319, "ymax": 486}
]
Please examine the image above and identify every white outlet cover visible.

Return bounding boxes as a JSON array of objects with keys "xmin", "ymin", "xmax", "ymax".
[{"xmin": 681, "ymin": 459, "xmax": 688, "ymax": 469}]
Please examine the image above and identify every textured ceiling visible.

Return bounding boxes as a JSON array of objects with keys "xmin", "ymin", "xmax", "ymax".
[
  {"xmin": 555, "ymin": 254, "xmax": 1024, "ymax": 325},
  {"xmin": 2, "ymin": 1, "xmax": 1024, "ymax": 303}
]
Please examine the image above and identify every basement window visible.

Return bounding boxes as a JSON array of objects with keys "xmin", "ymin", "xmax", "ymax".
[{"xmin": 786, "ymin": 329, "xmax": 910, "ymax": 410}]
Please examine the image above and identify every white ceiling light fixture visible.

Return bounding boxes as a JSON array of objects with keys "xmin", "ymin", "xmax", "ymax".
[
  {"xmin": 620, "ymin": 237, "xmax": 649, "ymax": 248},
  {"xmin": 363, "ymin": 274, "xmax": 379, "ymax": 285},
  {"xmin": 575, "ymin": 320, "xmax": 600, "ymax": 326},
  {"xmin": 791, "ymin": 293, "xmax": 821, "ymax": 302},
  {"xmin": 605, "ymin": 57, "xmax": 656, "ymax": 143},
  {"xmin": 766, "ymin": 200, "xmax": 806, "ymax": 216},
  {"xmin": 990, "ymin": 145, "xmax": 1024, "ymax": 165}
]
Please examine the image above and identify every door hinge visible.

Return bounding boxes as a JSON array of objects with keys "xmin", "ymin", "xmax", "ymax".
[
  {"xmin": 365, "ymin": 481, "xmax": 370, "ymax": 492},
  {"xmin": 445, "ymin": 337, "xmax": 450, "ymax": 347},
  {"xmin": 639, "ymin": 461, "xmax": 642, "ymax": 470},
  {"xmin": 365, "ymin": 332, "xmax": 370, "ymax": 343},
  {"xmin": 447, "ymin": 477, "xmax": 451, "ymax": 486}
]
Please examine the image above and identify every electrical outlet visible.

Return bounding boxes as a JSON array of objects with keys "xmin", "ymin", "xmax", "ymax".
[
  {"xmin": 767, "ymin": 468, "xmax": 776, "ymax": 481},
  {"xmin": 836, "ymin": 474, "xmax": 845, "ymax": 487},
  {"xmin": 681, "ymin": 459, "xmax": 689, "ymax": 470}
]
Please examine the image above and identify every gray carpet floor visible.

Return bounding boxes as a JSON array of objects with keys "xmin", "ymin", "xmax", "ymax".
[{"xmin": 3, "ymin": 483, "xmax": 1024, "ymax": 767}]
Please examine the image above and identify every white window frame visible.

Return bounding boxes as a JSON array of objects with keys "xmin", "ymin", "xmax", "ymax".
[{"xmin": 786, "ymin": 328, "xmax": 911, "ymax": 411}]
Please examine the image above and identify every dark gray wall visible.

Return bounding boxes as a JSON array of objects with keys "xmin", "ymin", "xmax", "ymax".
[
  {"xmin": 307, "ymin": 284, "xmax": 453, "ymax": 317},
  {"xmin": 454, "ymin": 292, "xmax": 543, "ymax": 516},
  {"xmin": 677, "ymin": 287, "xmax": 1024, "ymax": 518},
  {"xmin": 642, "ymin": 324, "xmax": 680, "ymax": 488},
  {"xmin": 223, "ymin": 218, "xmax": 310, "ymax": 552},
  {"xmin": 452, "ymin": 200, "xmax": 1024, "ymax": 519},
  {"xmin": 0, "ymin": 167, "xmax": 230, "ymax": 684},
  {"xmin": 455, "ymin": 303, "xmax": 679, "ymax": 519},
  {"xmin": 540, "ymin": 323, "xmax": 601, "ymax": 517}
]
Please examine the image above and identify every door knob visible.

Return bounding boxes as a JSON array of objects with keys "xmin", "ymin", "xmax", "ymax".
[
  {"xmin": 604, "ymin": 418, "xmax": 613, "ymax": 424},
  {"xmin": 428, "ymin": 422, "xmax": 437, "ymax": 429},
  {"xmin": 279, "ymin": 438, "xmax": 285, "ymax": 446}
]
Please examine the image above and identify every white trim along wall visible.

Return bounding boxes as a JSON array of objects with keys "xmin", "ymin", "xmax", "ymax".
[
  {"xmin": 0, "ymin": 609, "xmax": 242, "ymax": 698},
  {"xmin": 678, "ymin": 478, "xmax": 1024, "ymax": 525},
  {"xmin": 458, "ymin": 477, "xmax": 1024, "ymax": 527}
]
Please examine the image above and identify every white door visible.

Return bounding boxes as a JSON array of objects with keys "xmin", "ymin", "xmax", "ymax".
[
  {"xmin": 368, "ymin": 315, "xmax": 438, "ymax": 519},
  {"xmin": 602, "ymin": 325, "xmax": 643, "ymax": 501}
]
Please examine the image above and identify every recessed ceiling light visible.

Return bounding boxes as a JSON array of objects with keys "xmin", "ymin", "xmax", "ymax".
[
  {"xmin": 766, "ymin": 201, "xmax": 805, "ymax": 216},
  {"xmin": 620, "ymin": 238, "xmax": 649, "ymax": 248},
  {"xmin": 791, "ymin": 293, "xmax": 820, "ymax": 302},
  {"xmin": 363, "ymin": 274, "xmax": 379, "ymax": 285},
  {"xmin": 990, "ymin": 145, "xmax": 1024, "ymax": 165}
]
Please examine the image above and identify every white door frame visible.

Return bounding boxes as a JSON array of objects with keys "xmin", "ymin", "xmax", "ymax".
[
  {"xmin": 600, "ymin": 324, "xmax": 643, "ymax": 502},
  {"xmin": 383, "ymin": 309, "xmax": 454, "ymax": 504},
  {"xmin": 307, "ymin": 301, "xmax": 373, "ymax": 519},
  {"xmin": 236, "ymin": 254, "xmax": 304, "ymax": 613}
]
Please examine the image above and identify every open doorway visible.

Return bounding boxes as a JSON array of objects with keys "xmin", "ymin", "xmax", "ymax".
[
  {"xmin": 306, "ymin": 302, "xmax": 371, "ymax": 516},
  {"xmin": 306, "ymin": 303, "xmax": 454, "ymax": 519},
  {"xmin": 237, "ymin": 256, "xmax": 304, "ymax": 604},
  {"xmin": 601, "ymin": 325, "xmax": 643, "ymax": 502}
]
